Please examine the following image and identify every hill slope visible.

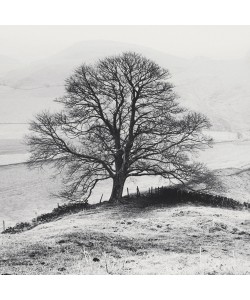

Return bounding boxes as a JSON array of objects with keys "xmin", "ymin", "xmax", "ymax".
[
  {"xmin": 0, "ymin": 202, "xmax": 249, "ymax": 275},
  {"xmin": 0, "ymin": 55, "xmax": 21, "ymax": 76}
]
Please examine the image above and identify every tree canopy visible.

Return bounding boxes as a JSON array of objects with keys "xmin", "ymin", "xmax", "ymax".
[{"xmin": 26, "ymin": 52, "xmax": 215, "ymax": 203}]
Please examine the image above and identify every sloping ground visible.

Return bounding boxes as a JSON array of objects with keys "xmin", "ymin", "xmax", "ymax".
[
  {"xmin": 215, "ymin": 168, "xmax": 250, "ymax": 203},
  {"xmin": 0, "ymin": 163, "xmax": 62, "ymax": 227},
  {"xmin": 198, "ymin": 140, "xmax": 250, "ymax": 170},
  {"xmin": 0, "ymin": 203, "xmax": 249, "ymax": 275}
]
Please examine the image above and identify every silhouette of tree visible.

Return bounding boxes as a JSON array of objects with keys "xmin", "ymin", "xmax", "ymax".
[{"xmin": 26, "ymin": 52, "xmax": 214, "ymax": 202}]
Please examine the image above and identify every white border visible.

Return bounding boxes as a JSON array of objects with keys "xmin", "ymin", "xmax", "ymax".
[
  {"xmin": 0, "ymin": 275, "xmax": 249, "ymax": 300},
  {"xmin": 0, "ymin": 0, "xmax": 249, "ymax": 25}
]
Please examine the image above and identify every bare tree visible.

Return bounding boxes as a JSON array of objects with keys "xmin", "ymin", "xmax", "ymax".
[{"xmin": 26, "ymin": 52, "xmax": 214, "ymax": 203}]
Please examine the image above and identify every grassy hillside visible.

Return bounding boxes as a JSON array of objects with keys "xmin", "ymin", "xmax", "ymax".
[
  {"xmin": 0, "ymin": 163, "xmax": 62, "ymax": 226},
  {"xmin": 216, "ymin": 167, "xmax": 250, "ymax": 203},
  {"xmin": 0, "ymin": 136, "xmax": 249, "ymax": 275},
  {"xmin": 0, "ymin": 201, "xmax": 249, "ymax": 275}
]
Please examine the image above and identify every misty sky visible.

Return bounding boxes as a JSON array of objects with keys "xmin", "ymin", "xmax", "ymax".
[{"xmin": 0, "ymin": 26, "xmax": 250, "ymax": 62}]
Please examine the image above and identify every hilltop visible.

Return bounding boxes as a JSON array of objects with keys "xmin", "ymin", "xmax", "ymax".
[{"xmin": 0, "ymin": 199, "xmax": 249, "ymax": 275}]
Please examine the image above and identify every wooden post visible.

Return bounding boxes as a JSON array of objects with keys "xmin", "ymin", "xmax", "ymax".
[
  {"xmin": 99, "ymin": 193, "xmax": 103, "ymax": 203},
  {"xmin": 3, "ymin": 220, "xmax": 5, "ymax": 231},
  {"xmin": 57, "ymin": 203, "xmax": 60, "ymax": 208},
  {"xmin": 137, "ymin": 186, "xmax": 140, "ymax": 197},
  {"xmin": 127, "ymin": 188, "xmax": 130, "ymax": 198}
]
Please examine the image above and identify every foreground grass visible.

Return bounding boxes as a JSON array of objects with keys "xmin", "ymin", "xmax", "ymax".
[{"xmin": 0, "ymin": 203, "xmax": 249, "ymax": 275}]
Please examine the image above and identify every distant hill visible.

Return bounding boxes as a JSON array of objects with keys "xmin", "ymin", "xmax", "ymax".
[
  {"xmin": 1, "ymin": 40, "xmax": 250, "ymax": 132},
  {"xmin": 0, "ymin": 55, "xmax": 20, "ymax": 75}
]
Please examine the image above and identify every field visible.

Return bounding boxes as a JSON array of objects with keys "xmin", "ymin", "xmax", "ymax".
[
  {"xmin": 0, "ymin": 164, "xmax": 62, "ymax": 227},
  {"xmin": 0, "ymin": 139, "xmax": 28, "ymax": 165}
]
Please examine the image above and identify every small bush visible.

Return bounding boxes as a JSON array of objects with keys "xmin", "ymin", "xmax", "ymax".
[
  {"xmin": 36, "ymin": 201, "xmax": 89, "ymax": 223},
  {"xmin": 3, "ymin": 222, "xmax": 33, "ymax": 234}
]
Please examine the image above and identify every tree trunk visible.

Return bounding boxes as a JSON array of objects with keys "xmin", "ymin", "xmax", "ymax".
[{"xmin": 109, "ymin": 174, "xmax": 126, "ymax": 203}]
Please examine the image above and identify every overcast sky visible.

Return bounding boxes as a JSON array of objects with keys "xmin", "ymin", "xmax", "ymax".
[{"xmin": 0, "ymin": 26, "xmax": 250, "ymax": 62}]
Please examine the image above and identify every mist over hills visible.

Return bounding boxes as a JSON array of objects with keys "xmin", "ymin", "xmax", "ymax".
[
  {"xmin": 0, "ymin": 40, "xmax": 250, "ymax": 134},
  {"xmin": 0, "ymin": 55, "xmax": 21, "ymax": 76}
]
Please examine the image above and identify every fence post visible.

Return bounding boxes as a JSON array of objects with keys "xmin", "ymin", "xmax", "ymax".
[
  {"xmin": 137, "ymin": 186, "xmax": 140, "ymax": 197},
  {"xmin": 3, "ymin": 220, "xmax": 5, "ymax": 231},
  {"xmin": 99, "ymin": 193, "xmax": 103, "ymax": 203},
  {"xmin": 127, "ymin": 188, "xmax": 130, "ymax": 198},
  {"xmin": 35, "ymin": 212, "xmax": 38, "ymax": 223}
]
